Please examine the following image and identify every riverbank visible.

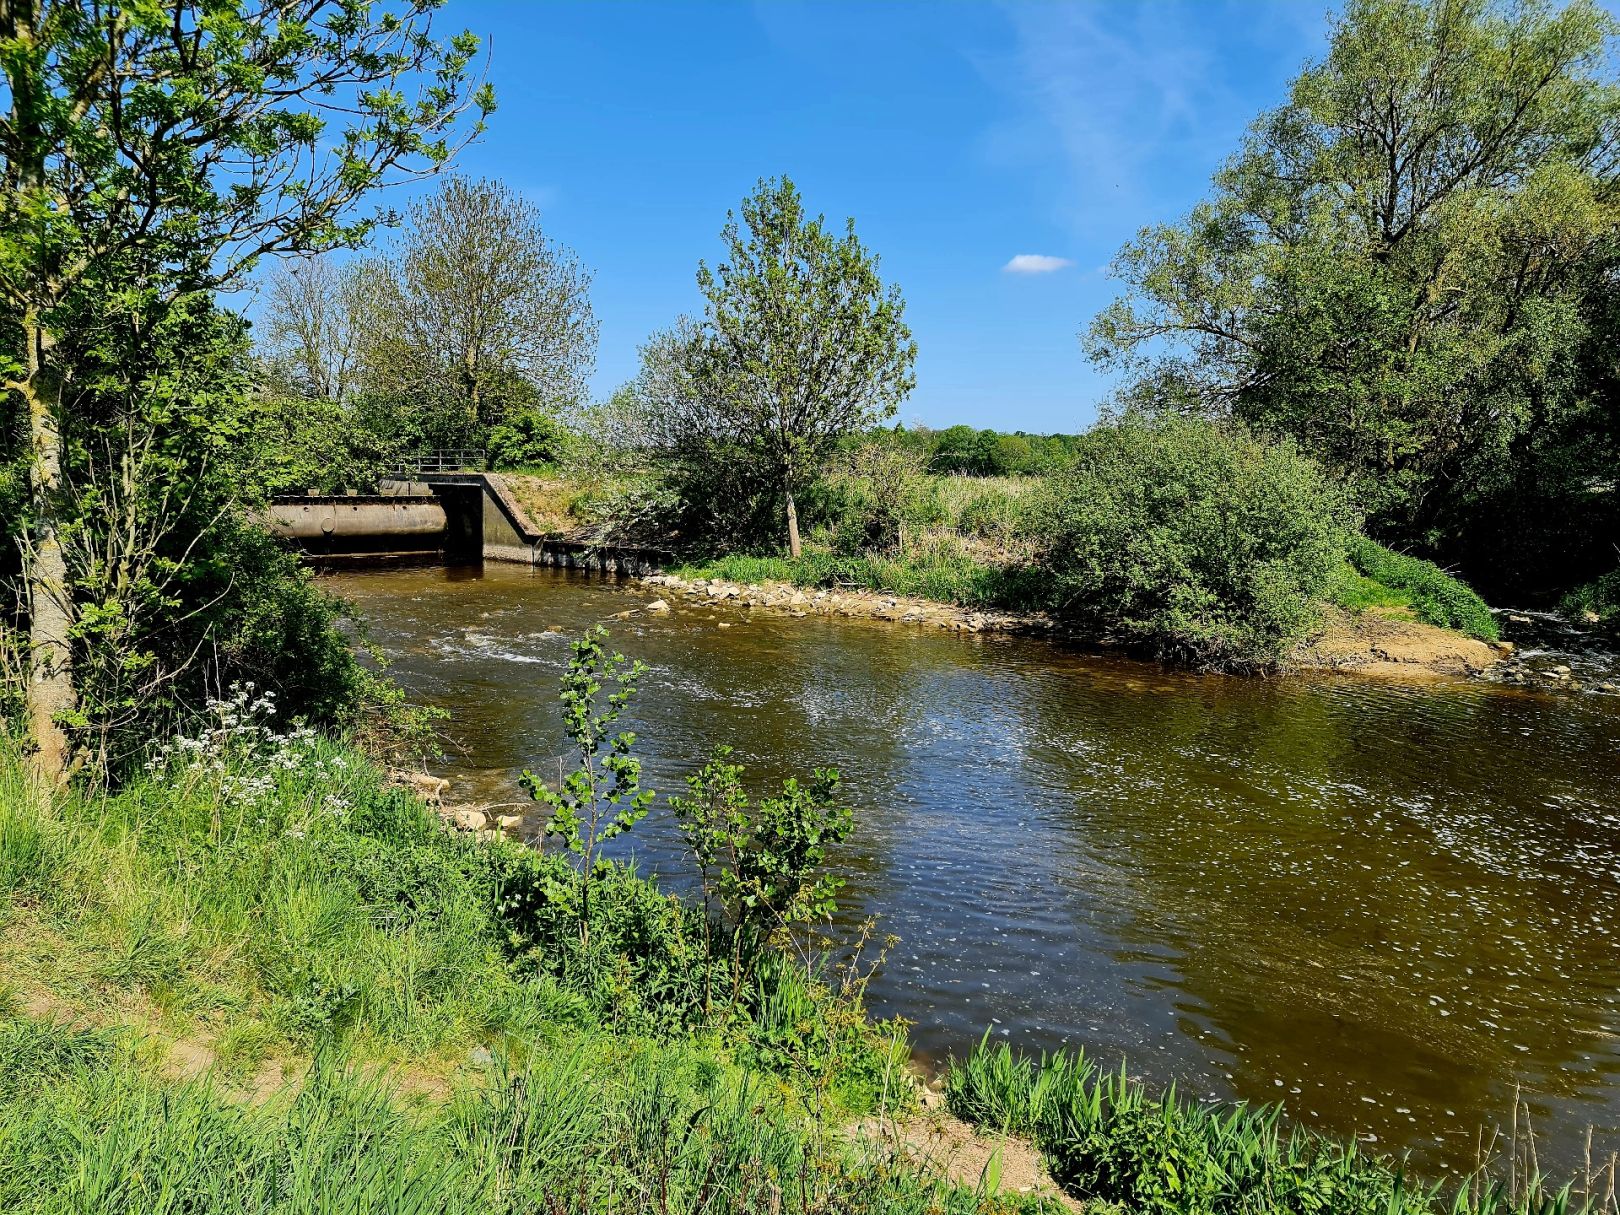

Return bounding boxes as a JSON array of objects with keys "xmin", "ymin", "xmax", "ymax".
[
  {"xmin": 638, "ymin": 569, "xmax": 1510, "ymax": 683},
  {"xmin": 0, "ymin": 726, "xmax": 1030, "ymax": 1214},
  {"xmin": 7, "ymin": 716, "xmax": 1615, "ymax": 1214}
]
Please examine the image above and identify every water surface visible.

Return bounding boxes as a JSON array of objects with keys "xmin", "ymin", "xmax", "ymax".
[{"xmin": 330, "ymin": 562, "xmax": 1620, "ymax": 1173}]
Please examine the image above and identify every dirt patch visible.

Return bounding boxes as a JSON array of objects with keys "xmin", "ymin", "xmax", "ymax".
[
  {"xmin": 1296, "ymin": 607, "xmax": 1503, "ymax": 680},
  {"xmin": 851, "ymin": 1092, "xmax": 1082, "ymax": 1212}
]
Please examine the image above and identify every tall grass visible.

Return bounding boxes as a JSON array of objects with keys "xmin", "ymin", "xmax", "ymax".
[
  {"xmin": 947, "ymin": 1040, "xmax": 1612, "ymax": 1215},
  {"xmin": 0, "ymin": 1016, "xmax": 1032, "ymax": 1215},
  {"xmin": 1344, "ymin": 537, "xmax": 1499, "ymax": 641}
]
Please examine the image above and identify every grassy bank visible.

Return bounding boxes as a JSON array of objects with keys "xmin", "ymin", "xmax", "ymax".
[
  {"xmin": 0, "ymin": 689, "xmax": 1040, "ymax": 1214},
  {"xmin": 946, "ymin": 1040, "xmax": 1613, "ymax": 1215},
  {"xmin": 1331, "ymin": 538, "xmax": 1499, "ymax": 641}
]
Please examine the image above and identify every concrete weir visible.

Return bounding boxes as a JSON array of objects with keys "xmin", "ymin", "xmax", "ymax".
[{"xmin": 268, "ymin": 473, "xmax": 670, "ymax": 575}]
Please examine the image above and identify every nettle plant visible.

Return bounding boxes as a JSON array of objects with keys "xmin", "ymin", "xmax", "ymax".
[
  {"xmin": 670, "ymin": 744, "xmax": 854, "ymax": 1006},
  {"xmin": 521, "ymin": 627, "xmax": 654, "ymax": 947}
]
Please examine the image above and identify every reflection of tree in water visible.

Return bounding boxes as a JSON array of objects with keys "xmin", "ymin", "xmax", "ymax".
[{"xmin": 1017, "ymin": 666, "xmax": 1620, "ymax": 1171}]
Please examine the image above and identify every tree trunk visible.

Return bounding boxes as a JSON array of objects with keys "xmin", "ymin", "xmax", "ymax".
[
  {"xmin": 785, "ymin": 486, "xmax": 802, "ymax": 559},
  {"xmin": 22, "ymin": 320, "xmax": 75, "ymax": 787}
]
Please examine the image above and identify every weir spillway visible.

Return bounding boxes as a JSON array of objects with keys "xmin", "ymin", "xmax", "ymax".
[{"xmin": 267, "ymin": 473, "xmax": 669, "ymax": 573}]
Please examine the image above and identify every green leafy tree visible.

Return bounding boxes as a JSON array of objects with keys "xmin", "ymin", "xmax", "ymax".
[
  {"xmin": 670, "ymin": 744, "xmax": 853, "ymax": 1009},
  {"xmin": 0, "ymin": 0, "xmax": 494, "ymax": 785},
  {"xmin": 682, "ymin": 176, "xmax": 917, "ymax": 557},
  {"xmin": 521, "ymin": 627, "xmax": 653, "ymax": 949},
  {"xmin": 1087, "ymin": 0, "xmax": 1620, "ymax": 586},
  {"xmin": 357, "ymin": 176, "xmax": 598, "ymax": 441}
]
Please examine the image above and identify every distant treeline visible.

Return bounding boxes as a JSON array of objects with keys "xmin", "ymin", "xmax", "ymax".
[{"xmin": 874, "ymin": 424, "xmax": 1084, "ymax": 477}]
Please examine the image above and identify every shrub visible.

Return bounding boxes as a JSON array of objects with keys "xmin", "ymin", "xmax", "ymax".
[
  {"xmin": 1345, "ymin": 537, "xmax": 1498, "ymax": 640},
  {"xmin": 1559, "ymin": 566, "xmax": 1620, "ymax": 633},
  {"xmin": 1033, "ymin": 416, "xmax": 1350, "ymax": 670},
  {"xmin": 486, "ymin": 408, "xmax": 572, "ymax": 471}
]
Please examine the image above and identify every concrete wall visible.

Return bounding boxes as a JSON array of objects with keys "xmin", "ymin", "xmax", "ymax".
[{"xmin": 273, "ymin": 475, "xmax": 671, "ymax": 574}]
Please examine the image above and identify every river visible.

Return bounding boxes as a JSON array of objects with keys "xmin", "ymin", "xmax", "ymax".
[{"xmin": 328, "ymin": 561, "xmax": 1620, "ymax": 1175}]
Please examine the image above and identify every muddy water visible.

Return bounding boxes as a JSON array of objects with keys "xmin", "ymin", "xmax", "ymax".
[{"xmin": 329, "ymin": 562, "xmax": 1620, "ymax": 1173}]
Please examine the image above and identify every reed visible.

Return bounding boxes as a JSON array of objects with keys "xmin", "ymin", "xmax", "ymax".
[{"xmin": 946, "ymin": 1039, "xmax": 1616, "ymax": 1215}]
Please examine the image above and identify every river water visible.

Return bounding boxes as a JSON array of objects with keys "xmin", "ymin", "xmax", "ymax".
[{"xmin": 329, "ymin": 562, "xmax": 1620, "ymax": 1174}]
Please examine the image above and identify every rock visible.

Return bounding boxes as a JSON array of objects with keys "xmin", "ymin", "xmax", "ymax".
[
  {"xmin": 1554, "ymin": 664, "xmax": 1572, "ymax": 675},
  {"xmin": 646, "ymin": 598, "xmax": 670, "ymax": 614},
  {"xmin": 1509, "ymin": 613, "xmax": 1533, "ymax": 625},
  {"xmin": 788, "ymin": 591, "xmax": 809, "ymax": 608},
  {"xmin": 1491, "ymin": 640, "xmax": 1515, "ymax": 654},
  {"xmin": 496, "ymin": 814, "xmax": 525, "ymax": 833},
  {"xmin": 401, "ymin": 771, "xmax": 448, "ymax": 804},
  {"xmin": 449, "ymin": 808, "xmax": 487, "ymax": 832},
  {"xmin": 717, "ymin": 621, "xmax": 732, "ymax": 629}
]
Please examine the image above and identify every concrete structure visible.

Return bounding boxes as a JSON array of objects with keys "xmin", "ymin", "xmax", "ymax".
[{"xmin": 269, "ymin": 473, "xmax": 670, "ymax": 574}]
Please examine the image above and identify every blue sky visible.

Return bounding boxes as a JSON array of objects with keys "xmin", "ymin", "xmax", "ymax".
[{"xmin": 338, "ymin": 1, "xmax": 1340, "ymax": 433}]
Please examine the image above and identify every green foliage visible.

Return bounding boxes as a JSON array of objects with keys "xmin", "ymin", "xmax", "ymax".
[
  {"xmin": 925, "ymin": 425, "xmax": 1081, "ymax": 476},
  {"xmin": 1345, "ymin": 537, "xmax": 1499, "ymax": 640},
  {"xmin": 0, "ymin": 1039, "xmax": 1010, "ymax": 1215},
  {"xmin": 1087, "ymin": 0, "xmax": 1620, "ymax": 599},
  {"xmin": 486, "ymin": 408, "xmax": 573, "ymax": 470},
  {"xmin": 520, "ymin": 627, "xmax": 654, "ymax": 946},
  {"xmin": 642, "ymin": 176, "xmax": 917, "ymax": 553},
  {"xmin": 1559, "ymin": 566, "xmax": 1620, "ymax": 631},
  {"xmin": 1034, "ymin": 416, "xmax": 1351, "ymax": 670},
  {"xmin": 821, "ymin": 441, "xmax": 946, "ymax": 557},
  {"xmin": 671, "ymin": 745, "xmax": 854, "ymax": 944},
  {"xmin": 947, "ymin": 1040, "xmax": 1587, "ymax": 1215},
  {"xmin": 240, "ymin": 393, "xmax": 405, "ymax": 495}
]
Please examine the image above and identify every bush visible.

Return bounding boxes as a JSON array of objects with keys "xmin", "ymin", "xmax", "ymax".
[
  {"xmin": 1559, "ymin": 566, "xmax": 1620, "ymax": 633},
  {"xmin": 486, "ymin": 409, "xmax": 572, "ymax": 471},
  {"xmin": 1033, "ymin": 416, "xmax": 1350, "ymax": 670},
  {"xmin": 1345, "ymin": 537, "xmax": 1498, "ymax": 640}
]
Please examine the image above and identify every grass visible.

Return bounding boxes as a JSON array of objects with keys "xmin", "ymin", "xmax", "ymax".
[
  {"xmin": 0, "ymin": 1019, "xmax": 1022, "ymax": 1215},
  {"xmin": 674, "ymin": 537, "xmax": 1049, "ymax": 612},
  {"xmin": 1, "ymin": 684, "xmax": 1053, "ymax": 1212},
  {"xmin": 1339, "ymin": 537, "xmax": 1499, "ymax": 641},
  {"xmin": 1560, "ymin": 567, "xmax": 1620, "ymax": 631},
  {"xmin": 947, "ymin": 1038, "xmax": 1613, "ymax": 1215}
]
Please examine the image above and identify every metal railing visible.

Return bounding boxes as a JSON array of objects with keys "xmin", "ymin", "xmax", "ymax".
[{"xmin": 390, "ymin": 449, "xmax": 486, "ymax": 476}]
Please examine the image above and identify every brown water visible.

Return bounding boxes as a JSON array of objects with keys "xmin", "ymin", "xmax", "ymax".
[{"xmin": 330, "ymin": 562, "xmax": 1620, "ymax": 1174}]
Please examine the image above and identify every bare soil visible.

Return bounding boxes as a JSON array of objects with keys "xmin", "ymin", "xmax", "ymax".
[{"xmin": 1296, "ymin": 606, "xmax": 1503, "ymax": 680}]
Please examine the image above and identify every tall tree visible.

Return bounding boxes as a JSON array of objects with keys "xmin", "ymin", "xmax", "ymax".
[
  {"xmin": 1087, "ymin": 0, "xmax": 1620, "ymax": 581},
  {"xmin": 0, "ymin": 0, "xmax": 493, "ymax": 784},
  {"xmin": 689, "ymin": 175, "xmax": 916, "ymax": 557},
  {"xmin": 259, "ymin": 257, "xmax": 382, "ymax": 404},
  {"xmin": 359, "ymin": 175, "xmax": 597, "ymax": 436}
]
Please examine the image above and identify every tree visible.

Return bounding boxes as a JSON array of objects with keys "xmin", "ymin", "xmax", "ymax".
[
  {"xmin": 0, "ymin": 0, "xmax": 492, "ymax": 784},
  {"xmin": 359, "ymin": 175, "xmax": 597, "ymax": 438},
  {"xmin": 258, "ymin": 257, "xmax": 381, "ymax": 404},
  {"xmin": 1087, "ymin": 0, "xmax": 1620, "ymax": 585},
  {"xmin": 520, "ymin": 627, "xmax": 652, "ymax": 951},
  {"xmin": 687, "ymin": 176, "xmax": 916, "ymax": 557}
]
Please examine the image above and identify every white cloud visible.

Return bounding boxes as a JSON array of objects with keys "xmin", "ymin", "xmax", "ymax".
[{"xmin": 1003, "ymin": 253, "xmax": 1074, "ymax": 275}]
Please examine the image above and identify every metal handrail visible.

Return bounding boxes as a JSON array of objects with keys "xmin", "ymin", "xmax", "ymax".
[{"xmin": 391, "ymin": 449, "xmax": 486, "ymax": 475}]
